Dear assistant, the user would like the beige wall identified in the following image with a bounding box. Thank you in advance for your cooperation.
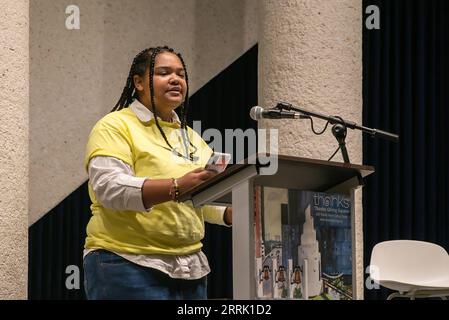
[29,0,258,225]
[0,0,29,299]
[258,0,364,298]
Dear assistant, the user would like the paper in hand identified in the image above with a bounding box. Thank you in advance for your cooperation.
[205,152,231,174]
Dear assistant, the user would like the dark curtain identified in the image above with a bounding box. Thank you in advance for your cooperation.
[28,182,91,300]
[28,45,258,300]
[363,0,449,299]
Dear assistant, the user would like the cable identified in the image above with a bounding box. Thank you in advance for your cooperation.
[301,115,338,161]
[298,112,347,162]
[303,116,330,135]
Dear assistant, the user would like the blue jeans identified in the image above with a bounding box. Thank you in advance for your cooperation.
[83,250,207,300]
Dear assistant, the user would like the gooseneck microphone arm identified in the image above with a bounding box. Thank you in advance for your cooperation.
[276,102,400,143]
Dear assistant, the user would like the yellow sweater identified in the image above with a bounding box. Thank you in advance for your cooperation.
[84,107,221,255]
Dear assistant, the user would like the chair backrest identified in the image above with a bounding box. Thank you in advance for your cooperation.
[369,240,449,286]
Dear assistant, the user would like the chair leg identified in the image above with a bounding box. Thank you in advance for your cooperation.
[387,292,403,300]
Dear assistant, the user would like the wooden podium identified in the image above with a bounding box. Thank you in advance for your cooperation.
[178,154,374,299]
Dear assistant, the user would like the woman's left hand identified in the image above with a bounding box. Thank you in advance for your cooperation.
[224,207,232,226]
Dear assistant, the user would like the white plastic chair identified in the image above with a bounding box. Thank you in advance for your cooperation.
[369,240,449,300]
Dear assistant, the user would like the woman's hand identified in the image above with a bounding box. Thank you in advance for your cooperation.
[177,167,217,193]
[224,207,232,226]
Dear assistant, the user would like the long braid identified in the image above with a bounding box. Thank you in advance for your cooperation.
[111,48,151,112]
[111,72,133,112]
[176,53,190,128]
[177,53,192,157]
[176,52,197,158]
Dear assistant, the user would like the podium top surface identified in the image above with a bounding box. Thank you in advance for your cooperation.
[178,154,375,203]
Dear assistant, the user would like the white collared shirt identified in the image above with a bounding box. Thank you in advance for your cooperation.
[84,99,227,280]
[130,97,182,124]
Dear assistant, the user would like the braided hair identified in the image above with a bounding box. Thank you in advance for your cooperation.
[112,46,197,160]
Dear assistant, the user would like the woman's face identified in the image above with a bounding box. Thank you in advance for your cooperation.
[134,51,187,113]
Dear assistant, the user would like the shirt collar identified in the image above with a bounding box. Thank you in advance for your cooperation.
[129,99,181,124]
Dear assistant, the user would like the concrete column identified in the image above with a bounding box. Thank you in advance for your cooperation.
[0,0,29,299]
[258,0,364,298]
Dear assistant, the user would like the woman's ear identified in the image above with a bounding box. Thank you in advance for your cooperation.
[133,74,143,92]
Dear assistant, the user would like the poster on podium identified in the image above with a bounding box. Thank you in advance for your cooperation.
[254,186,353,300]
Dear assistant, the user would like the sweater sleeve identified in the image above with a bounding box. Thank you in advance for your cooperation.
[85,116,134,173]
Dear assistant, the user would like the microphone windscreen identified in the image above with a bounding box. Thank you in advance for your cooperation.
[250,106,262,121]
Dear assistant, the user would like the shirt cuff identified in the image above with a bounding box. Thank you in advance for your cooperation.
[116,175,152,212]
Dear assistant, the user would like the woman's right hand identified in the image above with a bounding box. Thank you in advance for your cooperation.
[177,168,217,192]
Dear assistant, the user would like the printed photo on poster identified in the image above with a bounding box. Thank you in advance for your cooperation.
[254,186,352,300]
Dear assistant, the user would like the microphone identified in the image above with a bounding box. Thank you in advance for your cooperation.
[250,106,300,121]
